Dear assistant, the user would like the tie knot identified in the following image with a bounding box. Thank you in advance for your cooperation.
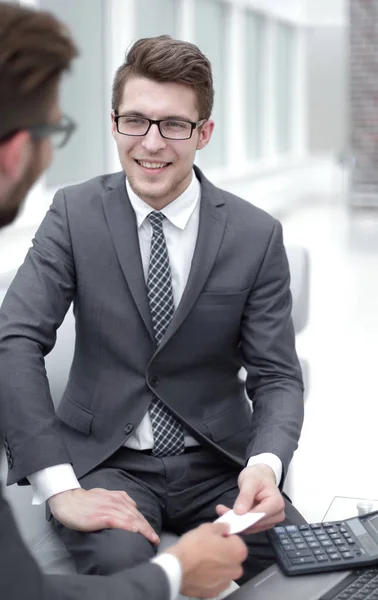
[148,211,165,233]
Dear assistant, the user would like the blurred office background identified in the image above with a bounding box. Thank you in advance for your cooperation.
[3,0,376,522]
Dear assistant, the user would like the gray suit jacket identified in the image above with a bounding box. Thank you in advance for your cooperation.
[0,166,303,486]
[0,485,169,599]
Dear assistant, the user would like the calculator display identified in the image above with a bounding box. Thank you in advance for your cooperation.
[348,518,368,536]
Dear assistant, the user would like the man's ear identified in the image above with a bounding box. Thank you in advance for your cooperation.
[196,119,214,151]
[0,131,32,182]
[111,111,117,139]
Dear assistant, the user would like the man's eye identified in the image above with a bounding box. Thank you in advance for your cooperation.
[124,118,145,125]
[165,121,186,129]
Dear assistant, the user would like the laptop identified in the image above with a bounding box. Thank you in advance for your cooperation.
[228,564,378,600]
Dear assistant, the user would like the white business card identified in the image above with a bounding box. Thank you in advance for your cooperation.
[215,510,265,534]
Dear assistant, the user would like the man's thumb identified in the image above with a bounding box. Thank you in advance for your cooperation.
[234,480,257,514]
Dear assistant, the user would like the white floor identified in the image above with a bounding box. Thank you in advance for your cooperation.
[281,197,378,523]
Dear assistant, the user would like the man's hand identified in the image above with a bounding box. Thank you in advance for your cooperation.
[167,523,248,598]
[216,464,285,534]
[48,488,160,545]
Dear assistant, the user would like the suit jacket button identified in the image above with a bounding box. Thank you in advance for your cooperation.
[7,457,13,468]
[4,440,9,450]
[148,375,159,387]
[5,449,11,458]
[124,423,134,435]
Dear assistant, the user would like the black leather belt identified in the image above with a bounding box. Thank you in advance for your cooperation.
[139,446,201,456]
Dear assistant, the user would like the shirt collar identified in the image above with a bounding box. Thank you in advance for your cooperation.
[126,170,200,231]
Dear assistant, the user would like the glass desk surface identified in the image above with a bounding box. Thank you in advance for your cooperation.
[323,496,378,522]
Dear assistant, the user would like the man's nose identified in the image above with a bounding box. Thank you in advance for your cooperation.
[141,123,167,152]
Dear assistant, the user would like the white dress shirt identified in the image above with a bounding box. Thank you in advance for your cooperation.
[28,170,282,600]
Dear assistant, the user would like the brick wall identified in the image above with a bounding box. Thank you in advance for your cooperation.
[350,0,378,206]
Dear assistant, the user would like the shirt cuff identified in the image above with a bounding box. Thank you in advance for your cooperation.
[152,553,182,600]
[247,453,282,486]
[28,463,81,505]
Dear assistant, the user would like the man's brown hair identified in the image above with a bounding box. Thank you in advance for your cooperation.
[0,2,77,138]
[112,35,214,120]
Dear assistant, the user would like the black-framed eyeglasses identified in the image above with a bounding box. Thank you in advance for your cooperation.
[29,114,76,149]
[0,113,76,150]
[114,113,206,140]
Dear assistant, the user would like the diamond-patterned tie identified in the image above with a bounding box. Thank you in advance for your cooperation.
[147,211,185,457]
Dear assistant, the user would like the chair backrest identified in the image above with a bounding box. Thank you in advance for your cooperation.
[286,246,310,335]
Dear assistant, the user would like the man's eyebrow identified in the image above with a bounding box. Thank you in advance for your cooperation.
[117,111,146,117]
[117,110,194,121]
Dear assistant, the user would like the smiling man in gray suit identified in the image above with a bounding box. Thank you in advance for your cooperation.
[0,4,249,600]
[0,31,305,583]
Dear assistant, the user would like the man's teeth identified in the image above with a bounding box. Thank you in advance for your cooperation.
[138,161,168,169]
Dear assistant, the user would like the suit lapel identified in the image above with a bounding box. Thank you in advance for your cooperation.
[102,173,155,342]
[157,168,227,351]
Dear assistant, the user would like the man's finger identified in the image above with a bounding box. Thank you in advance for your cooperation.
[241,510,285,535]
[211,522,231,536]
[251,494,285,517]
[233,479,259,514]
[215,504,231,516]
[93,512,160,543]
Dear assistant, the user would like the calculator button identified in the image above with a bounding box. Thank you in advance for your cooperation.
[313,549,324,555]
[347,539,356,545]
[338,545,349,553]
[292,557,316,565]
[299,525,309,530]
[322,523,333,528]
[304,535,316,542]
[325,547,337,554]
[316,554,329,562]
[295,543,307,549]
[334,540,344,546]
[310,523,322,530]
[280,538,291,544]
[308,542,320,548]
[321,540,333,547]
[275,527,285,533]
[329,533,340,539]
[282,544,295,551]
[287,549,312,558]
[341,552,353,558]
[317,534,329,541]
[329,553,340,560]
[286,526,298,532]
[339,527,347,533]
[326,527,338,534]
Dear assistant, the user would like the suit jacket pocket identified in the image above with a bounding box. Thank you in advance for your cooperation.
[57,396,94,435]
[196,288,250,306]
[204,405,250,442]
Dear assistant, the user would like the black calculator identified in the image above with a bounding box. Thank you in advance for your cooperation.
[267,510,378,576]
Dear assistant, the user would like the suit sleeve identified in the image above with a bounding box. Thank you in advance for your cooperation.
[0,189,75,484]
[44,563,170,600]
[0,485,170,600]
[0,488,44,599]
[241,220,304,482]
